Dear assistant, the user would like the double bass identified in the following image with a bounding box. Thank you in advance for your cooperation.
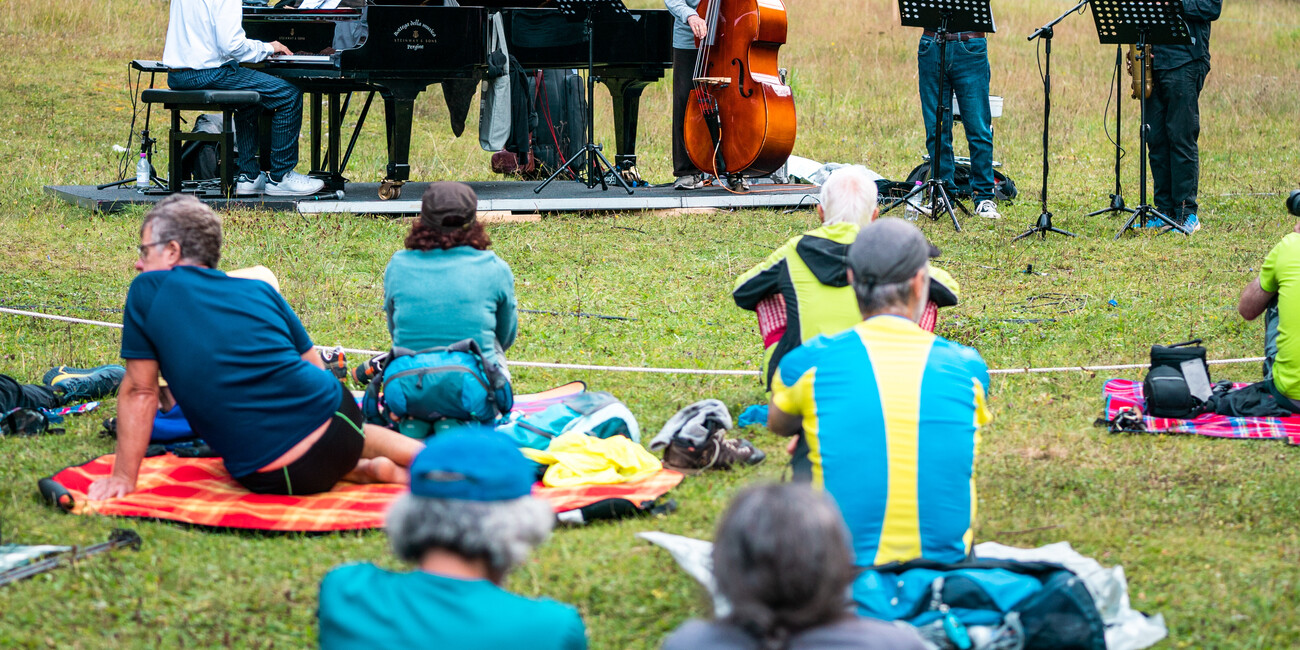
[682,0,796,182]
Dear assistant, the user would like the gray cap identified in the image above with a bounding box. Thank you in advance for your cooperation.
[847,218,933,290]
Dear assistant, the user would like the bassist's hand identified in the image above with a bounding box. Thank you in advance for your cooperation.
[687,15,707,40]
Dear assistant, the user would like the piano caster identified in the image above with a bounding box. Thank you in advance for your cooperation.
[378,181,404,200]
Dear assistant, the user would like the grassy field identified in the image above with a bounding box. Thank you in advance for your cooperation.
[2,0,1300,647]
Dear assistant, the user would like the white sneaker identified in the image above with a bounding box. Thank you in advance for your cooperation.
[915,195,948,218]
[975,199,1002,219]
[673,174,705,190]
[235,172,267,196]
[265,171,325,197]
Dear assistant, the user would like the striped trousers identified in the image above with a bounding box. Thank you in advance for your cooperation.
[168,60,302,180]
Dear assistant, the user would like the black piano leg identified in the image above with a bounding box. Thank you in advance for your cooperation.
[381,95,416,200]
[601,78,652,183]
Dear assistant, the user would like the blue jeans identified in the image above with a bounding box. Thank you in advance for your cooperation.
[168,61,303,180]
[917,35,995,202]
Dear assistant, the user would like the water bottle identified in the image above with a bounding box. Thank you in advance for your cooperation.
[135,153,150,188]
[904,180,923,221]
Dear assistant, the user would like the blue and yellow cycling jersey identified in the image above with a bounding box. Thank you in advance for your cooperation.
[771,314,992,566]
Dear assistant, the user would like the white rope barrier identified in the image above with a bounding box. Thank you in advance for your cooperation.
[0,306,1268,377]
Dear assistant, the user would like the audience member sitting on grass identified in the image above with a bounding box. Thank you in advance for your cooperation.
[2,365,124,413]
[87,195,423,500]
[318,430,586,650]
[1239,221,1300,411]
[767,218,992,568]
[378,181,517,376]
[662,483,926,650]
[734,167,960,480]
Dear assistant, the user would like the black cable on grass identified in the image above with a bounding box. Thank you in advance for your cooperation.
[519,308,635,322]
[1008,292,1089,315]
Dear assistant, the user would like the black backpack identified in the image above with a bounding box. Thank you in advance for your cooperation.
[1143,339,1211,418]
[528,69,586,177]
[905,161,1018,201]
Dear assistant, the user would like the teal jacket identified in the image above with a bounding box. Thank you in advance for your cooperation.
[383,247,518,365]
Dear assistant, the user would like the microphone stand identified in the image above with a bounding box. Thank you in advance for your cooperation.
[1013,0,1085,242]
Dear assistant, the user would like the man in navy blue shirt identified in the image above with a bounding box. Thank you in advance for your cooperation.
[89,195,424,499]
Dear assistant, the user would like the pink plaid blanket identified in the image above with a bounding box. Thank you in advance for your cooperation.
[1103,378,1300,444]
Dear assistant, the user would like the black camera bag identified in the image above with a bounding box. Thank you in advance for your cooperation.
[1143,340,1210,418]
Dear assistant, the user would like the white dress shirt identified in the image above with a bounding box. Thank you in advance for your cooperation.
[162,0,272,70]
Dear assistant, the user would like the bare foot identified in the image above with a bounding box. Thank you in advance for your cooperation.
[344,457,409,485]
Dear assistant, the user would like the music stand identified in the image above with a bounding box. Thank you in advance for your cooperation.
[1085,44,1136,220]
[1013,0,1085,242]
[879,0,995,232]
[1090,0,1192,238]
[535,0,634,194]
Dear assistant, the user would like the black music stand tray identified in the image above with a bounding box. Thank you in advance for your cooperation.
[1013,0,1086,242]
[535,0,634,194]
[1090,0,1192,238]
[879,0,996,232]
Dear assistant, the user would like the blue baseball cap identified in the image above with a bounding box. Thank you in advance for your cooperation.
[408,430,535,502]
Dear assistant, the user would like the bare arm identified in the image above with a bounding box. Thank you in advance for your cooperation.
[303,348,327,369]
[767,400,802,437]
[87,359,160,500]
[1239,278,1276,321]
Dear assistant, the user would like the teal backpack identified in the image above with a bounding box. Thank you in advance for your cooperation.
[362,340,513,427]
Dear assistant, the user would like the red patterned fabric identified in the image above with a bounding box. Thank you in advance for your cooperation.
[919,301,938,333]
[533,469,683,512]
[1103,378,1300,443]
[40,382,676,531]
[44,454,403,531]
[756,294,787,348]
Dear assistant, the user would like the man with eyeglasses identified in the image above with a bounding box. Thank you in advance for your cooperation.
[89,194,424,500]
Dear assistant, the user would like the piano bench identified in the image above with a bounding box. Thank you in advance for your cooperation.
[141,89,262,197]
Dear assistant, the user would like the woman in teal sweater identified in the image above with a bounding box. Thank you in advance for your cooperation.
[383,182,518,372]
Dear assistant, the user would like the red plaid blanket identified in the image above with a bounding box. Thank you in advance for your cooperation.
[39,382,680,531]
[1103,378,1300,443]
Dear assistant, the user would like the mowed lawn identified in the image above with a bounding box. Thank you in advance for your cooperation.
[2,0,1300,647]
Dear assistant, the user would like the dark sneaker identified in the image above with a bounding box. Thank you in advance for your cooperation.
[44,364,125,402]
[662,435,766,474]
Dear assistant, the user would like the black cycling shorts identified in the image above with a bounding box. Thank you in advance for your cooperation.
[233,389,366,496]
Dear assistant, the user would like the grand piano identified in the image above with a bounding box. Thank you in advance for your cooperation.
[243,0,673,198]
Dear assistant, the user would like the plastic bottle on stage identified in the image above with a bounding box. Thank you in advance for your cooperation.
[904,181,923,221]
[135,153,150,189]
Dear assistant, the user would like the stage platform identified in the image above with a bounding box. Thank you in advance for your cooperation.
[45,180,820,216]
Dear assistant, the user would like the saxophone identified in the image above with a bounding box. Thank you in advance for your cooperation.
[1126,44,1152,100]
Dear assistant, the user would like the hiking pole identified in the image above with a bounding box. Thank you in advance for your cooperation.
[0,529,142,588]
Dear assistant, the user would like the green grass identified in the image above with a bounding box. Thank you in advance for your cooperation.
[2,0,1300,647]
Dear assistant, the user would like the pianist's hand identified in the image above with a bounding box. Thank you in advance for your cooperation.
[269,40,293,56]
[687,15,707,40]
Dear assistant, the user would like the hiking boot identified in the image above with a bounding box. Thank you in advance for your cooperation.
[673,173,705,190]
[265,171,325,197]
[43,364,125,402]
[662,435,766,474]
[235,172,267,196]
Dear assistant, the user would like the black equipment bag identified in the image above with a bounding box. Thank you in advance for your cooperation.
[180,114,228,182]
[905,161,1018,201]
[528,69,586,177]
[1143,339,1211,418]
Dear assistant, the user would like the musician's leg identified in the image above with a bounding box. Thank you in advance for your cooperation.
[950,38,994,203]
[916,35,955,190]
[671,47,701,179]
[1160,61,1208,222]
[225,69,304,182]
[167,63,261,179]
[1146,71,1174,218]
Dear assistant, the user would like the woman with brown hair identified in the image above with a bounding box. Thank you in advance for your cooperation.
[382,182,517,372]
[663,483,926,650]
